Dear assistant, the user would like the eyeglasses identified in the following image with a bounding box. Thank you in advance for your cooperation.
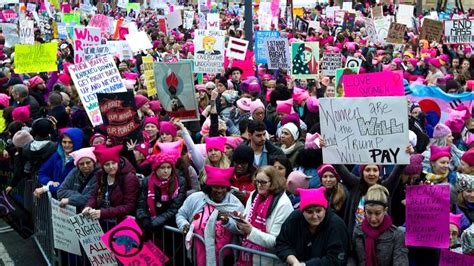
[255,180,270,186]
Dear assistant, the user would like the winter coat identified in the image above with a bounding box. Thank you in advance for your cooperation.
[242,139,284,167]
[352,224,409,266]
[136,173,187,227]
[57,167,98,209]
[86,157,140,221]
[22,139,56,176]
[275,208,350,266]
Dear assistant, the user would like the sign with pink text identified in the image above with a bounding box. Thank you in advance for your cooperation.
[73,26,101,63]
[342,71,404,97]
[101,217,169,266]
[406,185,450,248]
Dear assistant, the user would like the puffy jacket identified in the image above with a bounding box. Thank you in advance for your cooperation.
[86,157,139,221]
[57,167,98,209]
[22,139,56,176]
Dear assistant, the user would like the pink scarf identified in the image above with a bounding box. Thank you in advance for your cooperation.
[237,194,273,266]
[361,215,393,266]
[147,172,179,218]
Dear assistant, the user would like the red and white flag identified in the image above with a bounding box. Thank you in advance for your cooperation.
[226,37,249,61]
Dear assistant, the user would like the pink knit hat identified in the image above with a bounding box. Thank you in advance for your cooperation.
[12,106,30,123]
[403,154,424,175]
[0,93,10,108]
[135,95,149,109]
[149,100,162,112]
[58,73,72,85]
[286,171,311,194]
[432,123,451,139]
[225,137,243,150]
[156,140,183,159]
[276,98,293,114]
[70,147,97,166]
[236,97,252,112]
[429,145,451,161]
[12,130,33,148]
[28,76,44,89]
[160,121,177,137]
[206,136,226,153]
[449,213,463,231]
[94,145,123,165]
[298,187,328,210]
[143,116,159,127]
[445,118,464,134]
[429,58,442,68]
[455,104,471,121]
[305,132,320,149]
[448,108,467,120]
[150,153,178,170]
[461,149,474,167]
[205,165,235,187]
[317,164,340,181]
[195,84,207,92]
[292,87,309,105]
[306,96,319,113]
[407,58,418,67]
[249,99,265,115]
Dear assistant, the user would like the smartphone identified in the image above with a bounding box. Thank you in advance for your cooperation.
[229,214,245,223]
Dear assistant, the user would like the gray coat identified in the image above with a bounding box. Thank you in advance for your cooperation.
[352,224,408,266]
[57,167,97,209]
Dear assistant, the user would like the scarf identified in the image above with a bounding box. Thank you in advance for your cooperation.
[361,215,393,266]
[147,172,179,218]
[281,142,297,155]
[424,171,448,184]
[203,194,242,266]
[237,194,273,266]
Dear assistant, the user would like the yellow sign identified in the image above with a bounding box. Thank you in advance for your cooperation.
[293,7,304,19]
[14,42,58,74]
[143,56,157,96]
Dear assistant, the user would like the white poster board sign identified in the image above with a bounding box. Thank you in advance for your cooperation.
[166,11,183,30]
[19,19,34,45]
[51,197,81,256]
[226,37,249,61]
[265,38,291,70]
[124,31,153,52]
[194,29,225,73]
[207,13,219,30]
[184,11,194,29]
[321,53,342,76]
[444,19,474,44]
[319,96,409,165]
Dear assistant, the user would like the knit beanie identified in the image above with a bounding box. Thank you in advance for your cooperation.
[70,147,97,166]
[12,130,33,148]
[249,99,265,115]
[317,164,340,182]
[305,132,321,149]
[432,123,451,139]
[150,153,178,170]
[403,154,424,175]
[31,118,54,138]
[281,122,299,140]
[231,145,254,165]
[226,137,244,150]
[445,118,464,134]
[286,171,311,194]
[429,145,452,161]
[205,136,226,153]
[276,98,293,114]
[298,187,328,210]
[0,93,10,108]
[205,165,234,187]
[281,113,300,127]
[457,173,474,192]
[156,140,183,160]
[461,149,474,167]
[159,121,177,137]
[12,106,30,123]
[306,96,319,113]
[94,145,123,165]
[135,95,149,109]
[236,97,252,112]
[149,100,162,113]
[450,213,463,231]
[143,116,159,127]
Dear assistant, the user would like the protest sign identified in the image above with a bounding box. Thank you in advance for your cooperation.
[321,53,342,76]
[50,197,81,255]
[62,13,80,24]
[295,16,309,33]
[14,42,58,74]
[342,1,352,11]
[406,185,450,248]
[68,55,127,126]
[184,11,194,29]
[372,5,382,18]
[444,19,474,44]
[334,10,345,25]
[319,96,409,165]
[97,91,141,144]
[227,37,249,61]
[1,9,17,23]
[56,22,74,40]
[19,19,34,45]
[308,21,320,32]
[265,38,290,70]
[69,214,117,265]
[194,29,225,74]
[342,71,404,97]
[89,14,110,34]
[345,56,362,68]
[397,4,414,27]
[101,217,169,265]
[207,13,219,30]
[84,44,111,61]
[166,11,182,30]
[342,12,355,31]
[118,0,128,9]
[439,249,474,266]
[26,3,36,12]
[39,14,53,41]
[420,18,443,42]
[374,17,390,43]
[153,62,200,122]
[124,31,152,53]
[386,22,407,44]
[291,42,319,79]
[73,26,101,63]
[335,67,359,97]
[325,6,340,18]
[255,31,280,64]
[126,3,139,19]
[143,56,157,96]
[363,18,378,43]
[0,23,19,48]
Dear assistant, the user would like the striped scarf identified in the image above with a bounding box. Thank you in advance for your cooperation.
[424,171,449,184]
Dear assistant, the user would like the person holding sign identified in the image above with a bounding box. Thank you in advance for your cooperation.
[352,184,408,265]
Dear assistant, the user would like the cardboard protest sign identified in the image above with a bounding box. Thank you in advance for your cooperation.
[101,217,169,265]
[363,18,378,43]
[439,249,474,266]
[397,4,414,27]
[345,56,362,68]
[420,18,443,42]
[89,14,110,34]
[444,19,474,44]
[19,20,34,45]
[265,38,290,70]
[343,71,404,97]
[143,56,157,96]
[406,185,450,248]
[50,198,81,255]
[153,62,200,122]
[166,11,182,30]
[386,22,407,44]
[14,42,58,74]
[69,214,117,265]
[319,96,409,165]
[184,10,194,29]
[62,13,80,24]
[207,13,219,30]
[321,53,342,76]
[194,29,225,74]
[291,42,319,79]
[97,91,141,144]
[84,44,111,61]
[68,55,127,126]
[374,17,390,43]
[227,37,249,61]
[255,31,281,64]
[0,23,19,48]
[294,16,309,33]
[73,26,101,63]
[124,31,152,53]
[335,67,359,97]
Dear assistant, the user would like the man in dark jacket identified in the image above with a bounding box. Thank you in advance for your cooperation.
[243,120,284,167]
[11,84,42,120]
[47,92,69,129]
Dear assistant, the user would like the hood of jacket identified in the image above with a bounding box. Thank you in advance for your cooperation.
[62,128,84,152]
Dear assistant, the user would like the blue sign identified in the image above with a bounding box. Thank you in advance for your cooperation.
[255,31,280,64]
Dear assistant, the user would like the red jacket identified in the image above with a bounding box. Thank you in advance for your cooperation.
[231,175,255,204]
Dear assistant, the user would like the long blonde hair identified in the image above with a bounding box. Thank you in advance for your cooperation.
[327,183,346,212]
[199,156,231,185]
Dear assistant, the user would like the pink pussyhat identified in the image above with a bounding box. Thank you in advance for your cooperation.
[249,99,265,115]
[70,147,96,166]
[205,136,226,153]
[292,87,310,105]
[276,98,293,114]
[429,145,452,161]
[205,165,235,187]
[305,132,321,149]
[286,171,311,194]
[449,213,463,231]
[297,187,328,210]
[155,140,184,159]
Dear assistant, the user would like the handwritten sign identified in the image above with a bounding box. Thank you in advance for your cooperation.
[255,31,281,64]
[396,4,414,27]
[183,11,194,29]
[107,41,133,61]
[50,197,81,255]
[372,5,383,18]
[143,56,157,96]
[406,185,450,248]
[194,29,225,74]
[342,71,404,97]
[319,96,409,165]
[101,217,168,266]
[69,214,117,265]
[265,38,290,70]
[68,55,127,126]
[124,31,152,53]
[19,19,34,45]
[374,17,390,43]
[89,14,110,34]
[166,11,182,30]
[444,19,474,44]
[420,18,443,42]
[73,26,101,63]
[363,18,378,44]
[439,249,474,266]
[0,23,19,48]
[14,42,58,74]
[321,53,342,76]
[84,44,111,61]
[207,13,219,30]
[386,22,407,44]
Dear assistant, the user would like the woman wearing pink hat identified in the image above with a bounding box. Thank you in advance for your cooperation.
[449,213,463,252]
[423,145,456,184]
[176,165,244,266]
[275,187,349,265]
[317,164,347,218]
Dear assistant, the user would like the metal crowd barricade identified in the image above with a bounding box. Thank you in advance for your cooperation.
[218,244,281,266]
[156,225,206,266]
[33,192,57,266]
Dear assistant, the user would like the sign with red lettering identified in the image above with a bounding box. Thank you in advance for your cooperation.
[227,37,249,61]
[73,26,101,63]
